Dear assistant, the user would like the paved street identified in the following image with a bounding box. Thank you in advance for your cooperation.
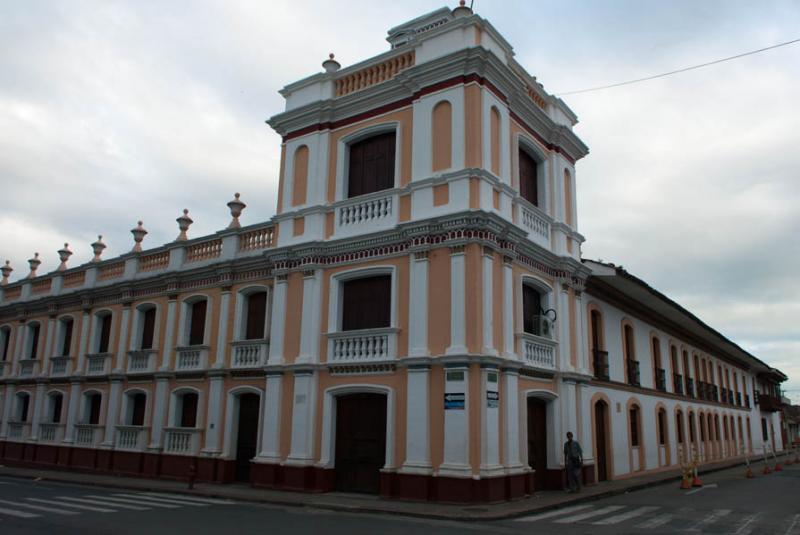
[0,462,798,534]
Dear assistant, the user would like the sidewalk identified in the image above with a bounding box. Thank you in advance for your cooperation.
[0,452,793,521]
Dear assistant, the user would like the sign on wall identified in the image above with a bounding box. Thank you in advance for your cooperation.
[444,392,465,410]
[487,391,499,408]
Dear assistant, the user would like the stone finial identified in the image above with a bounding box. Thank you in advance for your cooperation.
[0,261,12,286]
[322,52,341,73]
[27,252,41,278]
[176,209,193,241]
[131,221,148,252]
[91,235,106,262]
[227,193,246,229]
[57,243,73,271]
[453,0,472,16]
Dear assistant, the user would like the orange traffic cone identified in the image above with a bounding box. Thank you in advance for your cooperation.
[763,464,772,475]
[680,475,692,489]
[745,466,754,478]
[774,462,782,472]
[692,474,703,487]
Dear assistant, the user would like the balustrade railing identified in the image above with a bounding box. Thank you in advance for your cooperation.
[334,51,415,97]
[50,356,71,376]
[328,329,396,363]
[39,423,64,443]
[336,192,394,232]
[231,341,269,369]
[519,333,556,370]
[519,203,550,246]
[239,225,275,252]
[138,251,170,272]
[164,428,201,455]
[116,426,148,450]
[75,424,103,446]
[185,239,222,263]
[127,349,157,373]
[18,359,39,377]
[86,353,112,376]
[7,422,29,441]
[175,346,208,371]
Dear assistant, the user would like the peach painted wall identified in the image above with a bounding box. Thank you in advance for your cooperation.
[464,83,483,168]
[427,247,451,355]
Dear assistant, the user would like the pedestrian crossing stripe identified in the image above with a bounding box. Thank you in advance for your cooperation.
[138,492,234,505]
[591,505,660,525]
[58,496,151,511]
[553,504,625,523]
[0,498,79,515]
[85,495,181,509]
[112,493,209,506]
[27,497,116,513]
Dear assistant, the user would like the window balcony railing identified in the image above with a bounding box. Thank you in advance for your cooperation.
[85,352,112,376]
[745,394,751,408]
[758,393,782,412]
[518,201,551,249]
[175,346,208,371]
[116,425,148,450]
[711,385,719,402]
[697,381,707,400]
[673,374,684,395]
[18,359,39,377]
[335,191,397,238]
[627,359,641,386]
[50,356,71,376]
[655,368,667,391]
[164,427,202,455]
[686,378,695,398]
[736,392,742,406]
[75,424,104,447]
[593,349,609,381]
[327,328,397,364]
[127,349,157,374]
[39,423,65,443]
[231,340,269,369]
[7,421,30,441]
[518,332,557,370]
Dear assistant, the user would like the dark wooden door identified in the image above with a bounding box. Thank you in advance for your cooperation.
[527,397,548,491]
[235,394,261,482]
[595,401,609,482]
[335,393,387,493]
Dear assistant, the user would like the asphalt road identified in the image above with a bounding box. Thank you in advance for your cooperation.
[0,463,797,534]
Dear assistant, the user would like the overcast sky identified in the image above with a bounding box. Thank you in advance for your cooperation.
[1,1,798,401]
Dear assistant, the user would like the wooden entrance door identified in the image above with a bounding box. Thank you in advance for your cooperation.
[235,394,260,482]
[595,400,609,482]
[527,397,548,491]
[335,393,387,494]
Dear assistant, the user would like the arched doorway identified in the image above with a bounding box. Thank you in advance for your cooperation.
[335,393,387,493]
[594,400,610,482]
[235,393,261,482]
[526,397,548,491]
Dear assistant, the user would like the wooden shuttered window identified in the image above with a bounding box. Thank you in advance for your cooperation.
[181,393,199,428]
[341,275,391,331]
[522,285,542,335]
[98,315,112,353]
[61,319,73,356]
[347,132,396,198]
[140,308,157,350]
[519,149,539,207]
[245,291,267,340]
[188,301,207,346]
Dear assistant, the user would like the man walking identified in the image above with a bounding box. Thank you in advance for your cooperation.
[563,431,583,493]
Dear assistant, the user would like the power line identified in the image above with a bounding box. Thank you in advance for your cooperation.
[556,37,800,96]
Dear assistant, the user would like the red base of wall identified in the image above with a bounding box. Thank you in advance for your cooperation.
[0,441,594,503]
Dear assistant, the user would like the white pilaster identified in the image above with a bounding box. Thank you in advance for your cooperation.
[30,382,46,441]
[502,258,515,359]
[0,384,15,438]
[161,298,177,370]
[400,366,431,474]
[298,270,322,363]
[578,383,594,465]
[503,369,524,472]
[557,282,572,371]
[268,276,288,365]
[75,311,91,374]
[285,371,317,465]
[481,248,497,356]
[408,252,430,357]
[561,379,578,442]
[480,366,503,475]
[214,289,231,367]
[13,324,26,374]
[257,373,283,462]
[446,247,467,355]
[102,378,122,446]
[113,306,131,372]
[42,317,56,376]
[63,381,81,443]
[203,374,224,453]
[574,288,589,374]
[439,365,470,477]
[148,377,169,449]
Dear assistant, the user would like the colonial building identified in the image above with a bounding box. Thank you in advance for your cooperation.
[0,4,788,502]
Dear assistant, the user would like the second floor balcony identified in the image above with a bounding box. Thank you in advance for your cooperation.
[86,352,112,376]
[327,328,397,364]
[518,332,556,371]
[164,427,202,456]
[39,423,65,443]
[655,368,667,391]
[50,356,72,376]
[18,359,40,378]
[686,378,695,398]
[127,349,158,374]
[627,359,640,387]
[673,374,684,395]
[116,425,149,451]
[175,346,209,371]
[7,421,30,441]
[757,393,782,412]
[75,424,104,447]
[593,349,609,381]
[231,340,269,369]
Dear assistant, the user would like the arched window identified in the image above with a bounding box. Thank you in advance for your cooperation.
[177,392,199,428]
[490,106,501,176]
[522,283,545,337]
[652,337,665,391]
[629,403,644,471]
[126,392,147,426]
[676,410,685,444]
[629,405,641,447]
[431,101,452,171]
[589,308,608,380]
[94,312,113,353]
[699,413,707,442]
[657,408,668,445]
[623,323,639,386]
[48,392,64,424]
[347,132,396,198]
[292,145,309,206]
[15,392,31,422]
[341,275,391,331]
[682,350,692,397]
[186,299,208,346]
[136,305,157,350]
[242,290,268,340]
[83,392,102,425]
[688,411,696,444]
[26,322,41,360]
[670,345,682,394]
[518,148,540,207]
[0,326,10,362]
[57,317,74,357]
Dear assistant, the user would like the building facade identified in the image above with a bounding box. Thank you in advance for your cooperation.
[0,5,788,503]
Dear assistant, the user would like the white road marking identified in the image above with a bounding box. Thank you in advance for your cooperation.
[554,505,626,524]
[785,514,800,535]
[685,483,718,495]
[515,504,595,522]
[86,495,180,509]
[0,506,40,518]
[0,498,79,515]
[113,493,207,507]
[28,497,117,513]
[59,496,150,511]
[138,492,234,505]
[635,512,674,529]
[591,505,660,525]
[732,513,761,535]
[686,509,732,532]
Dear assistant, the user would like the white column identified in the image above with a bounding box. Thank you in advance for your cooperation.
[0,384,15,438]
[257,373,283,462]
[481,248,497,356]
[408,252,429,357]
[557,282,572,371]
[113,305,131,372]
[446,246,467,355]
[42,317,56,376]
[30,382,46,441]
[574,288,589,374]
[560,379,579,467]
[285,371,317,465]
[502,257,515,359]
[160,297,177,369]
[75,311,91,374]
[503,368,524,472]
[102,378,123,446]
[480,366,503,475]
[401,365,431,473]
[148,376,169,449]
[578,383,594,465]
[63,381,81,443]
[268,275,288,365]
[298,270,322,363]
[203,373,225,453]
[439,364,470,477]
[13,324,26,375]
[214,289,231,367]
